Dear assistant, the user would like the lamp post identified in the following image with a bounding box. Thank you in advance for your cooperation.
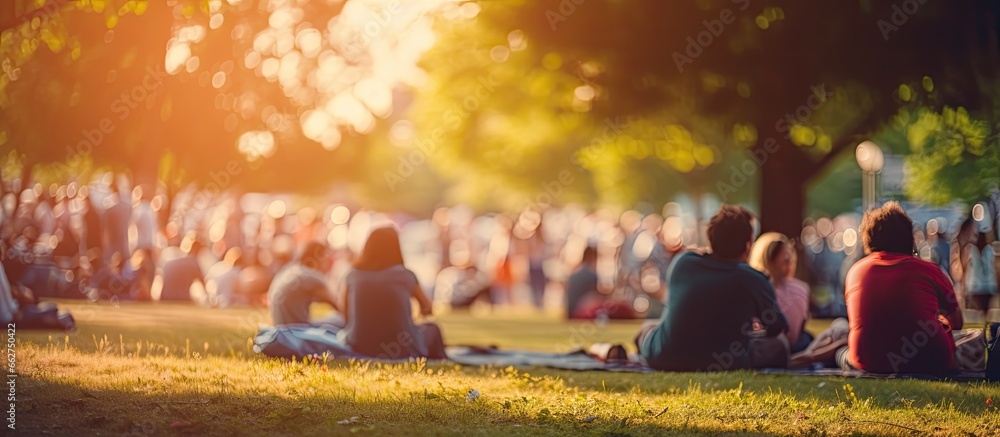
[855,141,884,212]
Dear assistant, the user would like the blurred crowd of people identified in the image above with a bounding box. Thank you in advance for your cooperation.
[0,173,997,327]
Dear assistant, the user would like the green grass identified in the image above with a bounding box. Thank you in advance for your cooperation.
[14,301,1000,435]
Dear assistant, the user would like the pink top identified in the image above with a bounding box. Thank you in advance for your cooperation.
[774,277,810,345]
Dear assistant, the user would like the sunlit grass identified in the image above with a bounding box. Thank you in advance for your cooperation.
[16,302,1000,435]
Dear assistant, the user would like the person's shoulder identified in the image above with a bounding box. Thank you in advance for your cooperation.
[905,256,947,273]
[845,254,874,282]
[271,263,296,280]
[400,266,419,282]
[737,261,770,283]
[910,256,954,282]
[785,277,810,295]
[674,250,702,265]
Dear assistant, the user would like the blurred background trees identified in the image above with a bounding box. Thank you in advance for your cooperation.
[1,0,999,232]
[417,0,1000,234]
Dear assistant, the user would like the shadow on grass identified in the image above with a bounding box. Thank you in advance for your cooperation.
[19,377,817,436]
[533,367,996,415]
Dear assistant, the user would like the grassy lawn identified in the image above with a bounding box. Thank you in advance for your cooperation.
[13,301,1000,436]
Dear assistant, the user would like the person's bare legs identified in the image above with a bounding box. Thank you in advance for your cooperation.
[789,318,849,368]
[789,337,848,368]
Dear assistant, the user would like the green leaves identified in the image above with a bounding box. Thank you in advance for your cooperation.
[902,106,1000,205]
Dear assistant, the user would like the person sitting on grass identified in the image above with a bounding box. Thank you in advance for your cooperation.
[836,202,964,374]
[0,261,19,325]
[749,233,812,353]
[159,235,205,302]
[340,226,446,360]
[566,246,635,320]
[267,241,341,326]
[431,243,492,309]
[636,205,789,371]
[566,245,600,319]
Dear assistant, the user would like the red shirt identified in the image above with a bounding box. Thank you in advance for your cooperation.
[845,252,959,374]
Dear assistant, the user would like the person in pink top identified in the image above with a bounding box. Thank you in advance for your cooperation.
[751,233,812,352]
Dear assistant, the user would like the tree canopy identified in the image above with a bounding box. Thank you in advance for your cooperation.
[408,0,1000,233]
[1,1,998,228]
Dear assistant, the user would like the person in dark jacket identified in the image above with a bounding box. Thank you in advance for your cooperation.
[637,205,789,371]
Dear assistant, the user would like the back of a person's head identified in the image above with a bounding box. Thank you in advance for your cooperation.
[299,241,330,271]
[354,226,404,271]
[707,204,755,259]
[860,201,914,255]
[748,232,789,273]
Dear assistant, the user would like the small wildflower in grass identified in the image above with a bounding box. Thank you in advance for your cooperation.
[466,389,481,402]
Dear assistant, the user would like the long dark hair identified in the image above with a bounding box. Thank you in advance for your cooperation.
[353,226,405,271]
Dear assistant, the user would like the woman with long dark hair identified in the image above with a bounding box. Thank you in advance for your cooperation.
[341,226,446,359]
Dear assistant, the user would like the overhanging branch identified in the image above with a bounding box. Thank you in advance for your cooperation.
[0,0,74,35]
[807,101,898,178]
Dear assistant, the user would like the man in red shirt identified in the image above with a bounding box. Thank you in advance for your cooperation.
[840,202,963,374]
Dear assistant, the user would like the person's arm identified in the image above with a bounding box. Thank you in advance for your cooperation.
[412,284,433,317]
[936,268,963,331]
[311,280,339,313]
[326,277,346,314]
[757,282,788,336]
[340,284,350,325]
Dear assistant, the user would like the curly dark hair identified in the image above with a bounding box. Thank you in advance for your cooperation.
[299,241,331,271]
[859,201,915,255]
[707,204,756,259]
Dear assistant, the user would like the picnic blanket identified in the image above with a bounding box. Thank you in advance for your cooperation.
[253,326,989,381]
[758,367,986,382]
[445,347,989,380]
[253,324,359,359]
[253,325,644,370]
[445,345,650,372]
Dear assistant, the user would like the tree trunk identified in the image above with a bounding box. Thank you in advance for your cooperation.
[758,142,807,238]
